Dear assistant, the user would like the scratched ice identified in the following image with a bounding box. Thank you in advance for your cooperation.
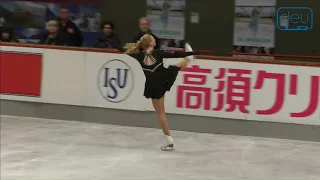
[1,116,320,180]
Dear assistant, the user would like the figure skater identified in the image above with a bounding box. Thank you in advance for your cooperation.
[160,0,170,29]
[124,34,198,151]
[248,7,260,36]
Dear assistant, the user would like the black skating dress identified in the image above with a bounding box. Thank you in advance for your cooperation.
[129,49,197,99]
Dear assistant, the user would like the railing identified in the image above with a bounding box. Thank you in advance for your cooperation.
[1,42,320,67]
[227,52,320,60]
[169,49,214,56]
[0,42,214,55]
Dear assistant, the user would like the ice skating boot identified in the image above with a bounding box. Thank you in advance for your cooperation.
[185,42,196,61]
[161,135,175,151]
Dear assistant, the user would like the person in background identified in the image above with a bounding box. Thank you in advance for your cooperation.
[160,0,170,30]
[178,40,185,48]
[132,17,160,49]
[0,27,18,42]
[0,17,5,29]
[39,20,65,45]
[248,7,260,36]
[167,39,176,47]
[93,21,123,52]
[58,8,83,46]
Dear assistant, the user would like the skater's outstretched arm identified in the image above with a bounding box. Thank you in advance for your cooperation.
[158,49,199,58]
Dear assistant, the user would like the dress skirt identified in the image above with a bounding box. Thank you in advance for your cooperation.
[144,65,181,99]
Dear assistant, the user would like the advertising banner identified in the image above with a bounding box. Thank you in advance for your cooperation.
[233,0,276,59]
[147,0,186,49]
[0,46,44,102]
[84,52,147,111]
[0,51,42,96]
[163,60,320,125]
[0,46,86,106]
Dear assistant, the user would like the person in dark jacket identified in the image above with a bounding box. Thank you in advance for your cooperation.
[39,20,65,45]
[58,8,83,46]
[93,21,123,52]
[0,27,18,42]
[132,17,160,49]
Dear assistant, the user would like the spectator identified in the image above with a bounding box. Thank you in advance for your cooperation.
[93,21,123,52]
[132,17,160,49]
[0,17,5,29]
[58,8,83,46]
[0,27,18,42]
[39,20,65,45]
[167,39,176,47]
[178,40,185,48]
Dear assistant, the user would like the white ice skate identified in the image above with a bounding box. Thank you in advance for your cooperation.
[161,135,175,151]
[185,42,196,62]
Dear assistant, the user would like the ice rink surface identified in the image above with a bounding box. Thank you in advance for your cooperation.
[1,115,320,180]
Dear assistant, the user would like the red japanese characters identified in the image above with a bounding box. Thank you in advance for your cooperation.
[176,65,319,119]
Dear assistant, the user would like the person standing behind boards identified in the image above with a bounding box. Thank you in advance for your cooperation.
[132,17,160,49]
[58,8,83,46]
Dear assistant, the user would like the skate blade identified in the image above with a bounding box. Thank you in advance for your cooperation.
[161,144,175,151]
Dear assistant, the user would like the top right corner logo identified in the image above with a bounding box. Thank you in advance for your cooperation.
[276,7,313,31]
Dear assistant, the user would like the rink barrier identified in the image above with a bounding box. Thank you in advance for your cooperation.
[227,51,320,59]
[227,51,320,62]
[1,42,320,126]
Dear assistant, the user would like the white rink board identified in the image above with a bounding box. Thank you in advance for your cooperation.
[1,44,319,125]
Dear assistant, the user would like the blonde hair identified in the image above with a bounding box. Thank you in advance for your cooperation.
[124,34,152,54]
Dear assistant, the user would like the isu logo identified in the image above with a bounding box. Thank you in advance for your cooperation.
[98,59,134,103]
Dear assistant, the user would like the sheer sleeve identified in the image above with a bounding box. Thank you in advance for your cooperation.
[157,49,198,58]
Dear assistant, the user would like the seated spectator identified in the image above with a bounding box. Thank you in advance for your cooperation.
[39,20,65,45]
[132,17,160,49]
[93,21,123,52]
[0,27,18,42]
[58,8,83,47]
